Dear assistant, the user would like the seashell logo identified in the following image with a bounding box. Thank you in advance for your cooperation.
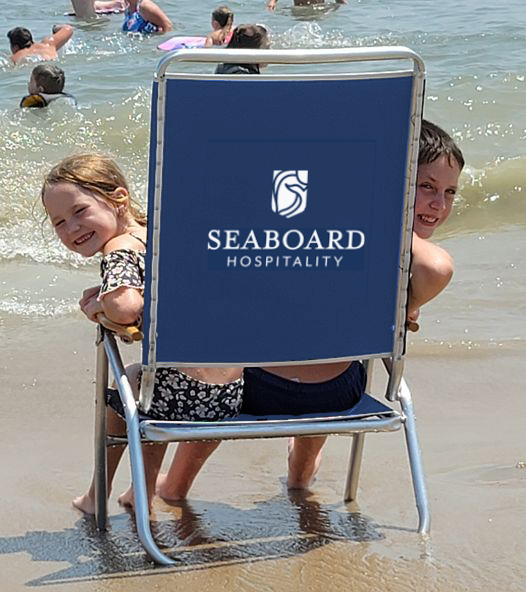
[271,170,308,219]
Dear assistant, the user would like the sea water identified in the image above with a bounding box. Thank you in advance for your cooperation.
[0,0,524,347]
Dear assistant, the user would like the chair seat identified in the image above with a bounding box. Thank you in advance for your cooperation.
[139,393,401,442]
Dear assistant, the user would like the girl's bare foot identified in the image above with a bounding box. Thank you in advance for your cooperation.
[72,493,96,514]
[287,436,324,490]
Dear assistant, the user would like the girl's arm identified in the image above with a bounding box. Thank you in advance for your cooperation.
[139,0,173,32]
[80,234,145,325]
[408,232,454,318]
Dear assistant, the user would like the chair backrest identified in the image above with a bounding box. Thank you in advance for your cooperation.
[142,48,425,375]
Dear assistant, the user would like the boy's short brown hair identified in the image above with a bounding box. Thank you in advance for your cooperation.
[419,119,465,171]
[31,64,65,94]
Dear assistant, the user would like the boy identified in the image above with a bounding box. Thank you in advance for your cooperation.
[20,64,77,109]
[130,120,465,506]
[7,25,73,64]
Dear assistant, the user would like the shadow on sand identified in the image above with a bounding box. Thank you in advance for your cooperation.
[0,491,385,586]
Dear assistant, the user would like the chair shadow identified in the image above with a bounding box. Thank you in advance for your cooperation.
[0,491,385,587]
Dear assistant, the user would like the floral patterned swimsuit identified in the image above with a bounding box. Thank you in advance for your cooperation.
[101,236,244,421]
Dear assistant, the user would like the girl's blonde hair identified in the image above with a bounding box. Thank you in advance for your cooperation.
[41,153,147,226]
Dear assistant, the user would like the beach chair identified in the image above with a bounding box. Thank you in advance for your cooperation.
[93,47,428,565]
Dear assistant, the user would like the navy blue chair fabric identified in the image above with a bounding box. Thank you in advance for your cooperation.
[144,76,413,365]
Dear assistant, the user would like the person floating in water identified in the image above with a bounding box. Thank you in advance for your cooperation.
[267,0,347,10]
[20,64,77,109]
[7,25,73,64]
[122,0,173,34]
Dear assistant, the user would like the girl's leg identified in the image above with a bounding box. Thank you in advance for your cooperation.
[72,406,128,514]
[157,440,221,504]
[287,436,327,489]
[74,363,165,513]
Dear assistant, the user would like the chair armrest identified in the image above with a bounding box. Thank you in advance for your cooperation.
[96,313,144,344]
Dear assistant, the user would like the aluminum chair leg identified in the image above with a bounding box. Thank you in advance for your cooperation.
[94,335,109,530]
[344,433,366,502]
[104,333,176,566]
[398,378,430,534]
[343,359,374,502]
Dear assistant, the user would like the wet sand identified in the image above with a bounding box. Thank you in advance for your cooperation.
[1,316,525,591]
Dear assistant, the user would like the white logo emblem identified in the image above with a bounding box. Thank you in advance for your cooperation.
[272,170,308,218]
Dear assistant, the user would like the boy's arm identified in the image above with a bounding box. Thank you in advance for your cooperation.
[46,24,74,49]
[408,232,454,319]
[139,0,173,32]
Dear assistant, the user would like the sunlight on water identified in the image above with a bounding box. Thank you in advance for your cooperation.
[0,0,524,325]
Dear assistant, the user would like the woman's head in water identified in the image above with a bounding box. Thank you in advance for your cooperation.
[227,24,270,49]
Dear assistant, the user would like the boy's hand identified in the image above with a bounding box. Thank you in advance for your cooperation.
[267,0,277,11]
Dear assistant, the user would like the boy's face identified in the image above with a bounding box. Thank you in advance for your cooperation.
[414,154,461,239]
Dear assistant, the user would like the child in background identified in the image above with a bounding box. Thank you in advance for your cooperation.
[155,119,464,502]
[215,24,270,75]
[20,65,77,109]
[122,0,173,34]
[41,153,243,513]
[7,24,73,64]
[205,5,234,47]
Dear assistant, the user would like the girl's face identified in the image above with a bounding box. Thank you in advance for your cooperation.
[414,154,461,239]
[43,182,123,257]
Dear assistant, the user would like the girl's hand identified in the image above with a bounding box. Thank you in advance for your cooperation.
[80,285,100,307]
[79,285,103,323]
[80,297,104,323]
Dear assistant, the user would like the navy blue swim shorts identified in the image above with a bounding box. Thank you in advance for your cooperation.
[241,361,365,417]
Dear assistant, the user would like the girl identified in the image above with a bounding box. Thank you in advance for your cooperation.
[122,0,173,34]
[41,153,243,513]
[204,5,234,48]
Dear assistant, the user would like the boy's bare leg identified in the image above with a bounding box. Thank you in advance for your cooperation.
[157,440,221,504]
[72,406,127,514]
[287,436,326,489]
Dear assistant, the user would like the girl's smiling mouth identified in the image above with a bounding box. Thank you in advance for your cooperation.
[74,231,95,245]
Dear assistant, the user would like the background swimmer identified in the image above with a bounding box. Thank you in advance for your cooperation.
[20,64,76,109]
[205,5,234,47]
[7,24,73,64]
[122,0,173,34]
[215,24,270,75]
[267,0,347,11]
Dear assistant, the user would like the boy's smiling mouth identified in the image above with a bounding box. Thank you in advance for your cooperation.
[417,214,439,225]
[74,231,95,245]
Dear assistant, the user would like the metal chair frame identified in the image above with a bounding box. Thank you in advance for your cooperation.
[92,47,429,566]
